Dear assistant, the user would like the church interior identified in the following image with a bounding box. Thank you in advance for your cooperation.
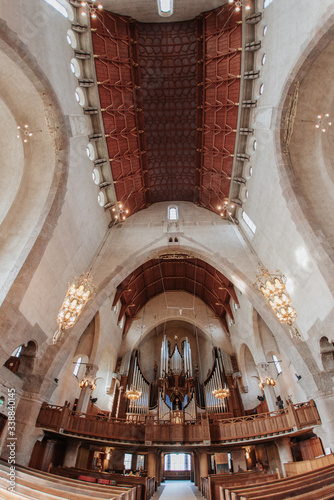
[1,0,334,498]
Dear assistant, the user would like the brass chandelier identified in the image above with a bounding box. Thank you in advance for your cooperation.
[212,386,230,400]
[125,386,142,402]
[53,273,95,344]
[255,268,297,326]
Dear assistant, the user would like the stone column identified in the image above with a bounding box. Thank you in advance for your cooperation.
[63,438,81,467]
[276,437,294,477]
[2,396,45,467]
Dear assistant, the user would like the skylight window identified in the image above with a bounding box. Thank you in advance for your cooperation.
[158,0,173,17]
[43,0,69,18]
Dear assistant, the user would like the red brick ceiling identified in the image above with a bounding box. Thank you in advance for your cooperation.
[91,4,241,218]
[112,258,239,336]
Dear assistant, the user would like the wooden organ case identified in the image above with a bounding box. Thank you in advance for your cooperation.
[111,337,244,422]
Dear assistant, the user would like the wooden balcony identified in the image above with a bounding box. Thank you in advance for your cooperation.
[36,400,321,446]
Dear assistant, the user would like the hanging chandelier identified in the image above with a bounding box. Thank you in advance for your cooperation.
[125,386,142,402]
[212,386,230,400]
[255,268,297,326]
[53,273,95,344]
[228,0,251,11]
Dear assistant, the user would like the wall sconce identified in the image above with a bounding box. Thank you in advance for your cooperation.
[79,379,96,390]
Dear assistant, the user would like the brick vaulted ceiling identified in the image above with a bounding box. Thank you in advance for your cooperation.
[91,4,242,216]
[112,258,239,336]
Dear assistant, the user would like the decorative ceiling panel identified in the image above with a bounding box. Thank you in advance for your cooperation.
[91,5,241,217]
[113,258,239,336]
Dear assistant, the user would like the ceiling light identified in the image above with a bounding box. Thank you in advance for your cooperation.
[315,113,332,132]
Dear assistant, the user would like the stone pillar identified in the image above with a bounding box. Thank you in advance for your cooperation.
[2,396,45,466]
[312,394,334,453]
[276,437,294,477]
[63,438,81,467]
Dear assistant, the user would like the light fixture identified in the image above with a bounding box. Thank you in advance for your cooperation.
[266,377,276,387]
[81,0,103,19]
[254,268,297,326]
[212,387,230,400]
[315,114,332,133]
[17,124,33,144]
[228,0,251,11]
[53,273,96,344]
[79,378,96,390]
[125,386,142,402]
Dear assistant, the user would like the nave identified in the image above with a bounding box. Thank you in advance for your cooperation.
[152,481,202,500]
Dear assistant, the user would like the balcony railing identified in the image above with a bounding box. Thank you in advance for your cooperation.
[36,400,321,445]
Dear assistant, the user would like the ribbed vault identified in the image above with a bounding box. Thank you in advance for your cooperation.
[112,258,239,336]
[91,4,241,217]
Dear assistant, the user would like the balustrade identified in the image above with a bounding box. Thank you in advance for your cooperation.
[36,400,320,445]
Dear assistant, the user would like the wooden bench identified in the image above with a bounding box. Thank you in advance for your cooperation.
[49,465,153,500]
[0,462,136,500]
[223,463,334,500]
[201,471,277,500]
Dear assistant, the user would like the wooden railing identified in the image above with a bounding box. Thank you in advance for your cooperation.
[36,400,320,445]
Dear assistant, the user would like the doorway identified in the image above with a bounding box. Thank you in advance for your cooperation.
[164,453,191,480]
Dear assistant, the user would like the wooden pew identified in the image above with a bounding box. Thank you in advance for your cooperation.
[223,463,334,500]
[0,463,136,500]
[49,465,153,500]
[202,471,277,500]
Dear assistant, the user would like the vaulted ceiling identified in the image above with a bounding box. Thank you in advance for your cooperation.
[112,257,239,336]
[91,3,241,218]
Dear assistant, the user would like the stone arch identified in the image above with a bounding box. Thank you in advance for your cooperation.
[0,20,69,307]
[320,336,334,371]
[275,9,334,294]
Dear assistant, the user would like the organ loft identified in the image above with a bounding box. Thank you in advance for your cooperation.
[109,333,248,424]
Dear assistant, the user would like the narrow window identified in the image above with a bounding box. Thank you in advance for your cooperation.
[124,453,132,470]
[43,0,69,18]
[273,354,282,375]
[158,0,173,16]
[11,346,22,358]
[73,357,82,377]
[168,206,178,220]
[242,211,256,234]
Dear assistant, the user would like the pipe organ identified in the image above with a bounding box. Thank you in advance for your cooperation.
[113,337,241,422]
[204,348,230,414]
[126,353,150,414]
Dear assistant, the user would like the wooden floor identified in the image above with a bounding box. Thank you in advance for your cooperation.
[153,481,202,500]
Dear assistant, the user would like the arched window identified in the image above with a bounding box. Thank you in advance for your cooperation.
[73,357,82,377]
[168,205,178,220]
